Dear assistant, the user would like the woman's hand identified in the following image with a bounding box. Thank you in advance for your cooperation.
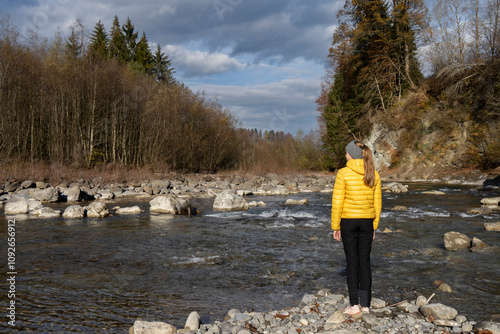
[333,230,341,241]
[373,231,376,240]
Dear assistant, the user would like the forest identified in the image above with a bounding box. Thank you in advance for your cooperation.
[0,15,323,175]
[318,0,500,170]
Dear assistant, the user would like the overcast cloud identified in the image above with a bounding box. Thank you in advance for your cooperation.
[1,0,346,133]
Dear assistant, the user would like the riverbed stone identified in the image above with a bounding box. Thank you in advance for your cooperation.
[131,320,177,334]
[86,202,109,218]
[32,207,60,217]
[4,198,29,214]
[62,205,86,219]
[30,187,60,202]
[326,310,346,324]
[116,206,142,214]
[485,222,500,231]
[371,298,387,309]
[62,186,82,202]
[481,197,500,205]
[213,192,248,211]
[285,198,309,205]
[468,207,493,215]
[4,182,21,193]
[474,321,500,334]
[184,311,201,330]
[444,231,471,250]
[97,190,115,200]
[382,182,408,193]
[20,180,35,189]
[433,319,460,327]
[150,195,191,214]
[419,303,458,320]
[437,283,453,292]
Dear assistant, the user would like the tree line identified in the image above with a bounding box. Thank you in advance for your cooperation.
[0,16,325,174]
[318,0,500,169]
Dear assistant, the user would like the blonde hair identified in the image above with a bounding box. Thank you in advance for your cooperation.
[354,140,375,187]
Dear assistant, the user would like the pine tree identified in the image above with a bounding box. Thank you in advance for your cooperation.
[134,32,153,73]
[88,20,108,59]
[122,17,138,63]
[109,16,125,61]
[152,45,175,84]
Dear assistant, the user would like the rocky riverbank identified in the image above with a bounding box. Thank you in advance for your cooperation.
[130,288,500,334]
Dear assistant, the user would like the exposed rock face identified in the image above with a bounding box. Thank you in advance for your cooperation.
[62,205,86,219]
[4,198,29,214]
[150,195,191,214]
[382,182,408,193]
[62,187,82,202]
[213,192,249,211]
[444,231,471,250]
[86,202,109,218]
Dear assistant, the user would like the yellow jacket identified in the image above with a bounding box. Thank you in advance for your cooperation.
[331,159,382,231]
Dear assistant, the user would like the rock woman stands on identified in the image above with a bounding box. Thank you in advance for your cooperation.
[331,140,382,315]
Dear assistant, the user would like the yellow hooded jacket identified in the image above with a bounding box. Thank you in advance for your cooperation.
[331,159,382,231]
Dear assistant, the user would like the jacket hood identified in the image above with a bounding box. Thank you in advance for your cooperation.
[346,159,365,175]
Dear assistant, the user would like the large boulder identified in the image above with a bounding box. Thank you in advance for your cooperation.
[4,198,29,214]
[130,320,177,334]
[184,311,201,331]
[32,207,61,218]
[382,182,408,193]
[62,187,82,202]
[62,205,86,219]
[86,202,109,218]
[474,321,500,334]
[213,192,249,211]
[419,303,458,320]
[150,195,191,215]
[444,231,471,250]
[30,187,60,202]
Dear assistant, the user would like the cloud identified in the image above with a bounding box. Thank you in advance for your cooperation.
[165,44,246,76]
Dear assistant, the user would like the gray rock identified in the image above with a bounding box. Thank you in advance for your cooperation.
[27,199,43,211]
[433,319,460,327]
[150,195,191,214]
[444,231,471,250]
[233,313,252,322]
[462,322,473,332]
[63,187,81,202]
[62,205,85,219]
[36,182,50,189]
[20,180,35,189]
[438,283,453,292]
[362,313,379,325]
[455,315,466,324]
[298,294,316,308]
[116,206,141,214]
[224,309,240,321]
[32,207,60,217]
[4,199,29,214]
[86,202,109,218]
[416,296,427,307]
[382,182,408,193]
[213,192,248,211]
[30,187,60,202]
[4,182,21,193]
[131,320,177,334]
[326,310,346,324]
[184,311,201,331]
[419,303,458,320]
[371,298,387,309]
[97,190,115,200]
[474,321,500,334]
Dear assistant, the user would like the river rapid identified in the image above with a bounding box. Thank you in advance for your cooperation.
[1,182,499,333]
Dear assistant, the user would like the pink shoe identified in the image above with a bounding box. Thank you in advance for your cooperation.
[360,306,370,313]
[343,305,361,315]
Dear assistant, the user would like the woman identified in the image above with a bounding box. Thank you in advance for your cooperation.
[331,140,382,315]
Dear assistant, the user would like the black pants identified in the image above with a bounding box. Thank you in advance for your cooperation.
[341,218,374,307]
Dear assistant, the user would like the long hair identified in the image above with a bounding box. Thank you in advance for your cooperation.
[354,140,375,187]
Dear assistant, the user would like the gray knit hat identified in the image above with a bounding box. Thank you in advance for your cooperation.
[346,141,363,159]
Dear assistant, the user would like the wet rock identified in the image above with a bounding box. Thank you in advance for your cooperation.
[474,321,500,334]
[116,206,142,214]
[30,187,60,202]
[485,222,500,231]
[4,198,29,214]
[419,303,458,320]
[32,207,60,218]
[422,190,446,195]
[213,192,248,211]
[284,198,309,205]
[86,202,110,218]
[130,320,177,334]
[150,195,191,215]
[184,311,201,331]
[382,182,408,193]
[467,207,493,215]
[62,205,86,219]
[444,231,471,250]
[391,205,408,211]
[481,197,500,206]
[437,283,453,292]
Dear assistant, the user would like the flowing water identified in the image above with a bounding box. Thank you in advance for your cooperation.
[1,183,499,333]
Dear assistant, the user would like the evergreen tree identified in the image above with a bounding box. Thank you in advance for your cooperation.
[134,32,153,73]
[122,17,138,63]
[109,16,126,61]
[152,45,175,84]
[88,20,108,59]
[66,28,82,59]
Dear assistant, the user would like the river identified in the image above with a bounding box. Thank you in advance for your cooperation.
[1,182,499,333]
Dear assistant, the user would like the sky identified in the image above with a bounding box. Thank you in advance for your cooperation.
[0,0,347,134]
